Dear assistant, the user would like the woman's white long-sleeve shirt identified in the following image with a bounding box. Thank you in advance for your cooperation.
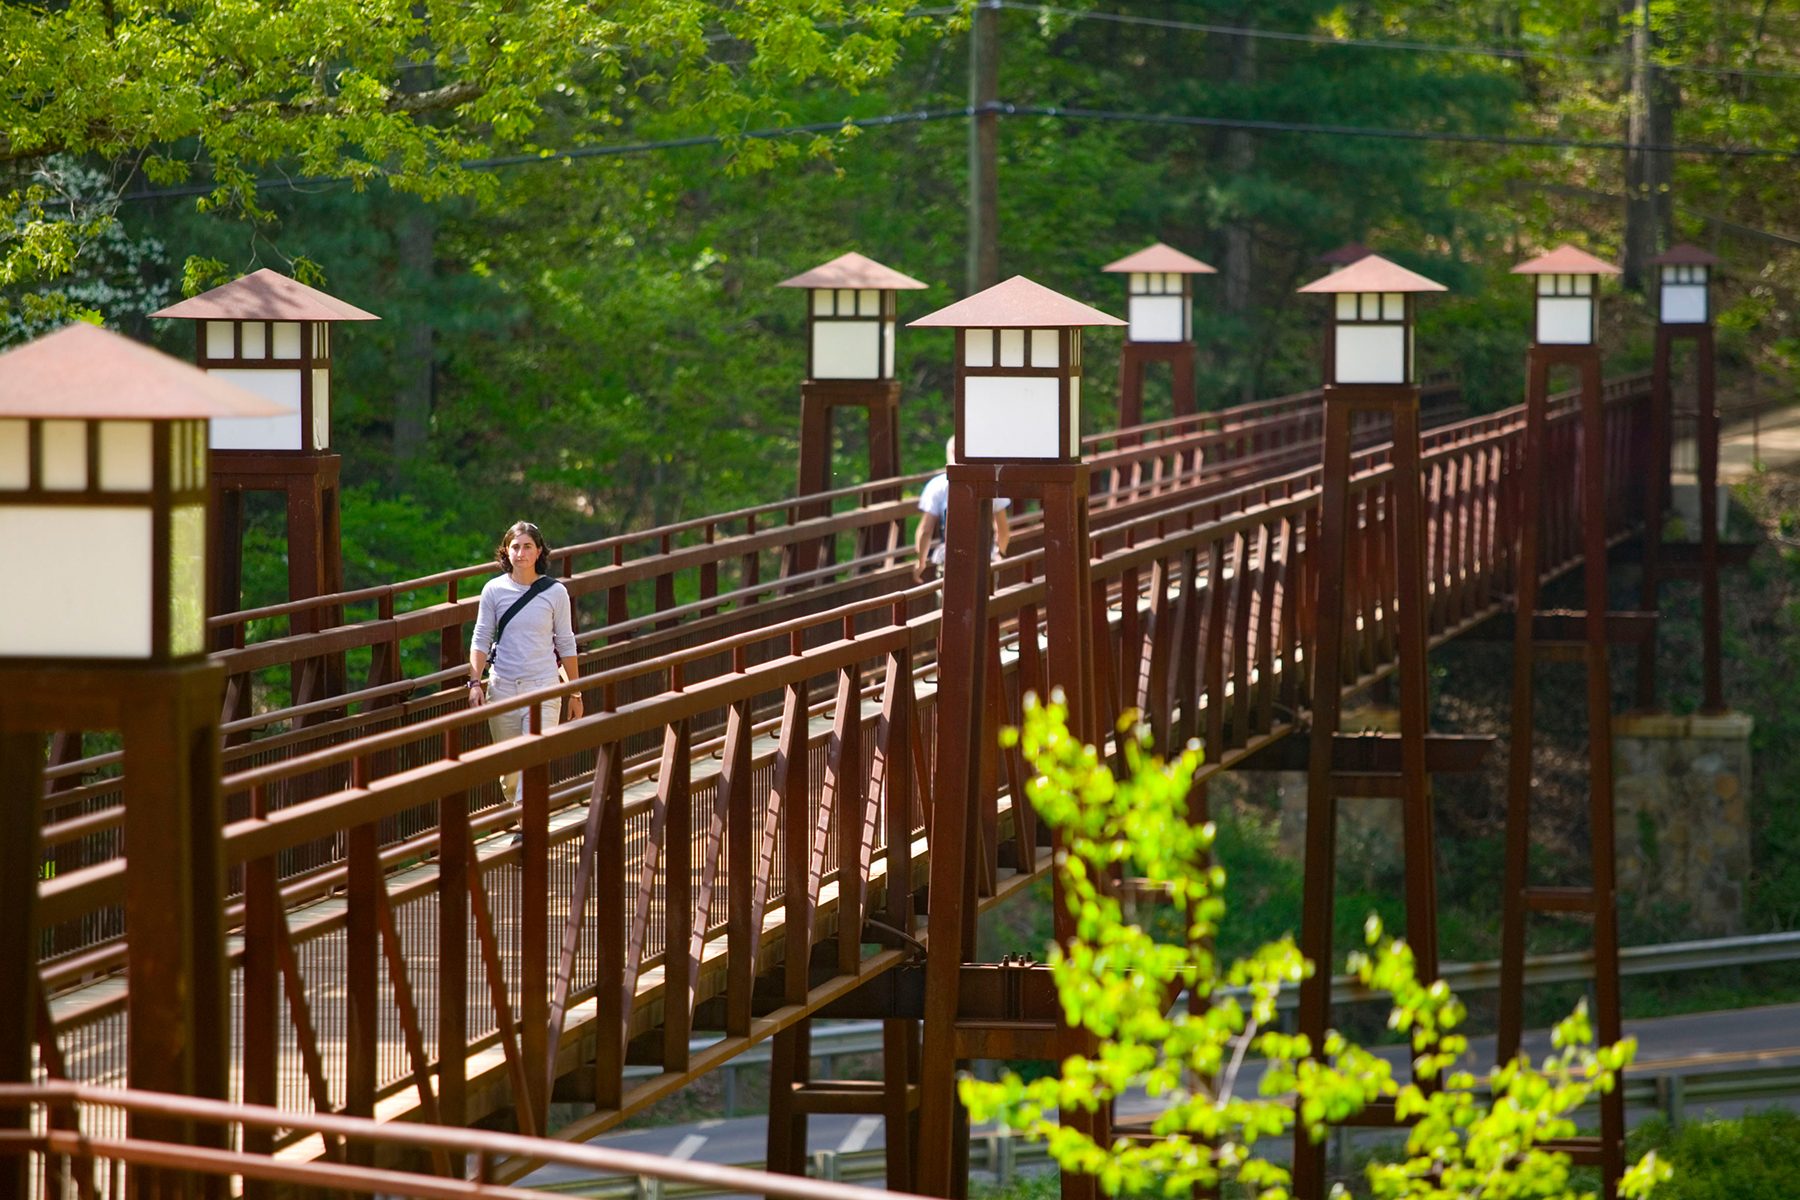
[470,574,576,679]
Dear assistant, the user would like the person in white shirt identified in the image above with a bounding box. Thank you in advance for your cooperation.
[913,436,1011,582]
[467,521,583,809]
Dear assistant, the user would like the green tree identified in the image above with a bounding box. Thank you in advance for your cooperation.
[0,0,933,326]
[962,697,1672,1198]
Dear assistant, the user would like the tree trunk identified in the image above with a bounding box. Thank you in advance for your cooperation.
[1624,0,1676,291]
[1224,26,1257,403]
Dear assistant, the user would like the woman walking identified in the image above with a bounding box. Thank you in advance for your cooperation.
[467,521,584,808]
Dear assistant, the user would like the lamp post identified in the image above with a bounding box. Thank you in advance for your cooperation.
[1101,243,1215,428]
[1640,244,1724,712]
[908,276,1122,1200]
[1494,244,1629,1200]
[152,270,378,645]
[0,324,280,1174]
[1290,254,1445,1200]
[777,252,927,567]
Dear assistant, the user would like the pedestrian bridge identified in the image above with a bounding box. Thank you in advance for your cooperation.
[29,372,1651,1183]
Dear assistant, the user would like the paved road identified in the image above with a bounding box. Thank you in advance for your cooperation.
[520,1001,1800,1187]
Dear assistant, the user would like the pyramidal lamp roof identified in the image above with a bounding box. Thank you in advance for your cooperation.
[0,324,287,419]
[152,268,379,322]
[910,276,1124,328]
[1511,244,1621,276]
[778,252,928,291]
[1651,243,1721,267]
[1298,254,1447,295]
[1102,243,1217,275]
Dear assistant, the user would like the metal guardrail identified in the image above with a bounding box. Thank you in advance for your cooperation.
[652,930,1800,1116]
[551,1063,1800,1198]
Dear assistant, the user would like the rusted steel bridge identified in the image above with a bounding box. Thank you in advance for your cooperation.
[22,370,1654,1193]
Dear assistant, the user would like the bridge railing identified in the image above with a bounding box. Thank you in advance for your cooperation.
[33,386,1441,952]
[0,1082,909,1200]
[31,374,1651,1150]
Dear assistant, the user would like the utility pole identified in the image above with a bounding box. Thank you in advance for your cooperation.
[1624,0,1674,289]
[967,0,1000,294]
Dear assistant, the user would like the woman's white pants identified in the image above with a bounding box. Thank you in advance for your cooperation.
[486,673,562,804]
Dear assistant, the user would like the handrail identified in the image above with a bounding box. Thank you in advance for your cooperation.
[0,1083,913,1200]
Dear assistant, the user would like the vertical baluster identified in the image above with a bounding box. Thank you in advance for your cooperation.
[520,708,551,1129]
[721,686,755,1037]
[832,658,868,976]
[438,786,469,1126]
[240,784,278,1192]
[592,744,626,1110]
[660,719,693,1071]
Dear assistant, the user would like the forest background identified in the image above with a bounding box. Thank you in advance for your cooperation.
[3,0,1798,599]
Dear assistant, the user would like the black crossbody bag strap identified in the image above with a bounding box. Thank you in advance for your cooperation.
[487,576,557,663]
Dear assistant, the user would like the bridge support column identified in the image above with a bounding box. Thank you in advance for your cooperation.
[1118,341,1197,433]
[917,462,1098,1200]
[1,663,228,1194]
[0,727,43,1200]
[1496,343,1627,1200]
[1637,322,1724,714]
[1292,382,1442,1199]
[792,381,905,576]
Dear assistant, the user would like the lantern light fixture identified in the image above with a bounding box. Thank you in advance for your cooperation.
[1510,244,1620,348]
[0,324,282,662]
[1651,244,1720,326]
[1100,243,1216,344]
[1297,255,1446,386]
[1317,242,1376,274]
[910,276,1123,463]
[777,252,928,382]
[151,269,378,454]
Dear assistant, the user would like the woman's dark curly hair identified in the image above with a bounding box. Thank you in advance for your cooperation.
[495,521,551,574]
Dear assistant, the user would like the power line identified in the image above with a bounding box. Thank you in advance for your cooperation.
[116,108,972,202]
[997,1,1800,84]
[115,99,1800,205]
[1004,102,1800,160]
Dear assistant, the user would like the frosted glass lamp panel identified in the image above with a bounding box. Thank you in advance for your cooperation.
[175,420,203,491]
[0,421,26,489]
[1381,293,1404,320]
[208,368,303,450]
[857,289,879,315]
[167,502,205,658]
[1129,273,1147,293]
[1067,376,1081,457]
[314,325,329,357]
[242,323,266,358]
[1335,325,1407,384]
[272,322,302,359]
[998,329,1026,368]
[883,320,896,378]
[1336,295,1358,320]
[812,321,881,380]
[311,368,332,449]
[812,289,833,316]
[964,376,1062,459]
[99,422,154,491]
[1129,295,1186,343]
[206,321,235,358]
[1662,284,1707,324]
[1030,329,1060,368]
[0,505,152,658]
[41,421,87,490]
[1536,297,1594,345]
[965,332,994,368]
[1574,274,1593,296]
